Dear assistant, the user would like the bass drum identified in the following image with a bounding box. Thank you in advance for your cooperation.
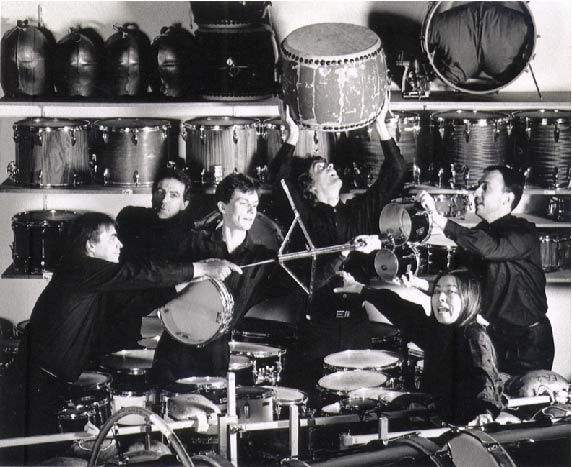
[422,2,536,94]
[93,118,171,186]
[512,110,571,188]
[431,110,511,187]
[10,118,91,187]
[444,430,516,467]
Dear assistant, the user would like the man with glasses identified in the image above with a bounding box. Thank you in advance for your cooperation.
[418,166,554,376]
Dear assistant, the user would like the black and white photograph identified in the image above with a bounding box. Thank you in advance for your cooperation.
[0,1,570,466]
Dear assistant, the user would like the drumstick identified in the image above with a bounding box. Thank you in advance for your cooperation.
[241,240,365,269]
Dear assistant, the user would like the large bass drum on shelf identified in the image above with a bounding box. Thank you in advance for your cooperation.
[196,24,278,101]
[512,110,571,188]
[431,110,511,187]
[422,2,536,94]
[93,118,171,186]
[10,118,91,187]
[11,210,80,274]
[183,117,259,184]
[281,23,389,131]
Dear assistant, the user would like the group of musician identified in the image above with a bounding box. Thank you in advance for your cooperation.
[0,96,556,456]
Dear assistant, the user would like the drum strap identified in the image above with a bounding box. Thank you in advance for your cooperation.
[393,436,453,467]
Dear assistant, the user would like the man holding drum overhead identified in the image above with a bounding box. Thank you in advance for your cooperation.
[3,212,238,438]
[268,98,406,397]
[417,166,554,376]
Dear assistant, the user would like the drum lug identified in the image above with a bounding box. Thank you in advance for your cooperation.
[395,121,401,143]
[33,130,43,147]
[181,125,187,141]
[161,127,168,140]
[12,127,19,142]
[525,125,531,141]
[200,127,205,142]
[438,125,444,139]
[102,130,109,145]
[69,128,77,146]
[464,122,471,142]
[130,129,138,145]
[233,127,239,144]
[103,168,110,186]
[279,126,286,142]
[38,170,43,185]
[133,171,140,186]
[553,122,560,142]
[6,161,19,182]
[313,130,319,147]
[72,171,78,187]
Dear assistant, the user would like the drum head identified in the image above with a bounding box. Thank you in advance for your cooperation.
[431,110,510,123]
[175,376,227,390]
[74,372,111,388]
[99,349,155,371]
[447,431,517,467]
[236,386,273,399]
[324,349,399,370]
[183,116,258,129]
[282,23,381,60]
[423,2,536,94]
[140,315,163,339]
[96,118,170,129]
[229,341,284,358]
[250,213,284,252]
[318,370,387,394]
[266,386,307,405]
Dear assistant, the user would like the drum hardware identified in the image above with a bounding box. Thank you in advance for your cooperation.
[413,164,421,185]
[229,341,285,385]
[396,55,432,99]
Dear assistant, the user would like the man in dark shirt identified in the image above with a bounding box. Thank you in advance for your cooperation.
[268,100,407,399]
[418,166,554,375]
[151,174,292,386]
[8,212,238,437]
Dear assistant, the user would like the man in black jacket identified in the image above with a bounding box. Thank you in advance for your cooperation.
[7,212,238,437]
[269,99,407,400]
[418,166,554,375]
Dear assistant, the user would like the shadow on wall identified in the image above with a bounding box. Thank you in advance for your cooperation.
[368,12,424,88]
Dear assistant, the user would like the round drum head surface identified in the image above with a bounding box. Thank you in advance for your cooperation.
[14,210,79,224]
[175,376,227,390]
[448,431,516,467]
[282,23,380,59]
[236,386,273,399]
[318,370,387,394]
[74,372,111,387]
[99,349,155,370]
[14,117,89,128]
[229,354,253,371]
[184,116,258,129]
[432,110,509,122]
[96,118,170,129]
[324,349,399,370]
[265,386,306,405]
[229,341,284,358]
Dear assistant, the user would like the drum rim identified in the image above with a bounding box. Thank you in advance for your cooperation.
[13,118,90,129]
[281,22,382,62]
[236,386,274,399]
[95,118,171,130]
[73,371,113,387]
[448,429,517,466]
[195,23,273,34]
[183,116,259,130]
[229,341,285,358]
[175,376,228,389]
[12,210,80,224]
[422,1,537,95]
[430,110,511,123]
[324,349,400,369]
[512,109,571,122]
[317,370,388,394]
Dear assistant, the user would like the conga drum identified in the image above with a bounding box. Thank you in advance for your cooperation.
[10,118,91,187]
[512,110,571,188]
[431,110,511,187]
[281,23,389,131]
[422,2,536,94]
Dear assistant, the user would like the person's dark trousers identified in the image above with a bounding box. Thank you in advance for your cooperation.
[488,317,555,376]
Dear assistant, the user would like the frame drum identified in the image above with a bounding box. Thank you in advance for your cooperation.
[183,116,259,184]
[94,118,171,186]
[422,2,536,94]
[12,210,80,274]
[431,110,511,187]
[512,110,571,188]
[157,278,234,347]
[281,23,389,131]
[10,118,90,187]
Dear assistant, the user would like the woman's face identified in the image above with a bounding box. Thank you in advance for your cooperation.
[431,275,463,325]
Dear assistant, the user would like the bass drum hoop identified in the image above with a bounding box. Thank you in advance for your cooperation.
[447,429,517,467]
[421,1,537,95]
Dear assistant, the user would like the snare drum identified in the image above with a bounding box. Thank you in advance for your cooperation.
[157,278,234,347]
[68,371,112,403]
[418,243,458,275]
[267,386,307,420]
[432,193,471,218]
[57,406,92,433]
[378,201,432,245]
[374,245,420,282]
[10,118,90,187]
[11,210,80,274]
[229,354,255,386]
[323,349,399,373]
[196,25,278,101]
[445,430,517,467]
[236,386,274,423]
[229,341,285,385]
[281,23,389,131]
[512,110,571,188]
[99,348,155,391]
[260,117,337,164]
[112,389,155,426]
[183,117,259,184]
[93,118,171,186]
[431,111,511,187]
[317,370,387,409]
